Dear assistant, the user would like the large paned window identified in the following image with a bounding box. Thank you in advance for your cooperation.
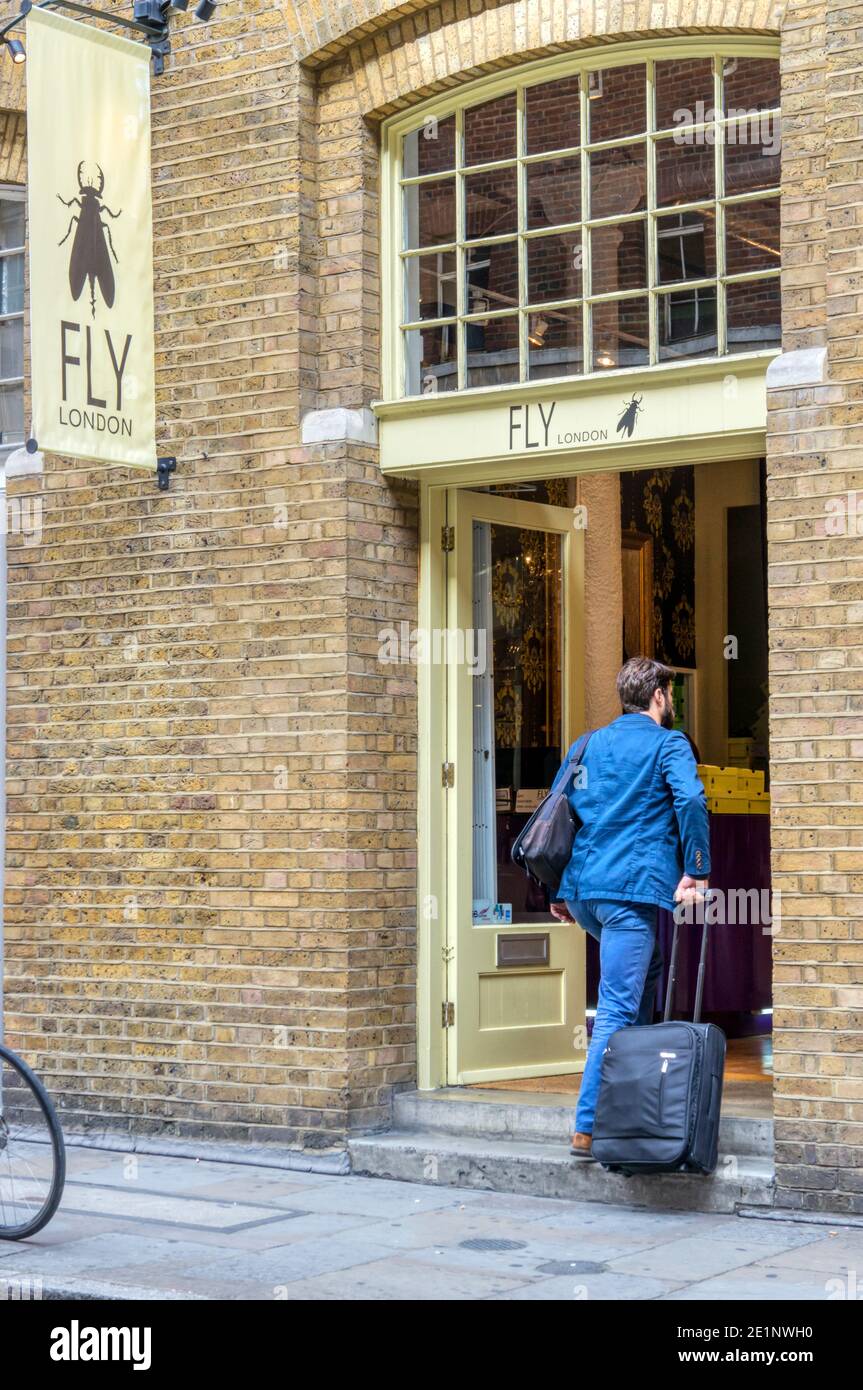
[0,188,24,450]
[390,47,780,397]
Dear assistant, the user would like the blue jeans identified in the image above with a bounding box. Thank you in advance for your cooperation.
[566,898,663,1135]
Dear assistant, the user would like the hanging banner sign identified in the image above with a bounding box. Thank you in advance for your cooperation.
[26,7,156,469]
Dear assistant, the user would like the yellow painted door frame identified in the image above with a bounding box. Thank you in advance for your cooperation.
[415,436,767,1093]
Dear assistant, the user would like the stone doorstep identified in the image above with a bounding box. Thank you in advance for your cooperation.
[348,1129,776,1217]
[392,1088,774,1158]
[347,1088,776,1216]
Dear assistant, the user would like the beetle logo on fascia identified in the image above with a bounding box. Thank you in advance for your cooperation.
[616,393,644,439]
[57,162,122,318]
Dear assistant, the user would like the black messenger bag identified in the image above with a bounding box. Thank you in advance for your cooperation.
[511,732,592,894]
[591,912,726,1177]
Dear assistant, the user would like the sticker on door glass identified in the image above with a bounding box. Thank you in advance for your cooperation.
[473,900,513,925]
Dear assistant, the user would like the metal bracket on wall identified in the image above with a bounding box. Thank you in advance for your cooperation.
[0,0,214,76]
[156,456,177,490]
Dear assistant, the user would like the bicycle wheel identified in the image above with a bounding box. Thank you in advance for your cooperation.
[0,1043,66,1239]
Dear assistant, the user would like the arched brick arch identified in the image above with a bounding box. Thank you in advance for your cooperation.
[293,0,785,74]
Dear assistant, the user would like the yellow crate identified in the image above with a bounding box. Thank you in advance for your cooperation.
[707,795,750,814]
[697,764,765,798]
[706,792,771,815]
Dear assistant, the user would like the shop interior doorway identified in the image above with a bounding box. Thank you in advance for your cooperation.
[458,456,772,1118]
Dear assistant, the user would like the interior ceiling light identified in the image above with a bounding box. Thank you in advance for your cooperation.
[528,315,549,348]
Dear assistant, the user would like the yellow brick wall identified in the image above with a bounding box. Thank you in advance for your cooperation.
[4,0,418,1147]
[766,0,863,1213]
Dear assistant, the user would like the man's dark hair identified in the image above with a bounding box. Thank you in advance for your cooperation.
[616,656,674,713]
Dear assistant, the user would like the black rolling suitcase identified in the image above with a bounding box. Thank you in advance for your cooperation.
[591,914,726,1176]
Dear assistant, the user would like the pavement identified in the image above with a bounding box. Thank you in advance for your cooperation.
[1,1141,862,1300]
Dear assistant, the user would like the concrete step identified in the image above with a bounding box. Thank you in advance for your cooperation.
[392,1088,773,1158]
[349,1128,776,1215]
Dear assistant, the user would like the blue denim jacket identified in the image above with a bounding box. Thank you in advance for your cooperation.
[552,713,711,913]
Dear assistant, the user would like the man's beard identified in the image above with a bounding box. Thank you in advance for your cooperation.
[661,697,675,730]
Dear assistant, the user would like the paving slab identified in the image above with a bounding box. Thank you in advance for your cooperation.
[2,1141,863,1300]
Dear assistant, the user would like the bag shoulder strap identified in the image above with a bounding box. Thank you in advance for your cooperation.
[552,730,593,794]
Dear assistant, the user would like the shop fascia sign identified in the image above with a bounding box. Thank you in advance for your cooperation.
[506,392,644,451]
[375,356,771,477]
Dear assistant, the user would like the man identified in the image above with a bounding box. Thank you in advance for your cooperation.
[549,656,710,1158]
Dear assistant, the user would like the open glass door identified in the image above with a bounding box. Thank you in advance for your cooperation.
[446,487,585,1084]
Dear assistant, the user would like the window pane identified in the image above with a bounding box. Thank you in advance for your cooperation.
[723,57,780,113]
[588,64,647,142]
[658,287,717,360]
[591,220,648,295]
[466,312,519,389]
[473,520,564,924]
[466,240,518,315]
[656,210,716,283]
[723,116,781,193]
[0,382,24,444]
[464,92,517,166]
[655,57,714,131]
[725,197,780,276]
[465,166,517,240]
[526,232,583,304]
[525,75,581,154]
[591,297,649,370]
[0,200,24,252]
[403,251,457,322]
[403,178,455,249]
[0,317,23,379]
[589,144,646,219]
[528,305,583,381]
[0,253,24,315]
[527,156,581,230]
[655,135,714,206]
[726,277,781,353]
[404,323,457,395]
[402,116,456,176]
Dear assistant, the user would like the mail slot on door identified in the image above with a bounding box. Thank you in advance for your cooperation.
[496,933,550,968]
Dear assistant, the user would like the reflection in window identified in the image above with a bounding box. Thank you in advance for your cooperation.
[657,212,718,359]
[466,313,520,390]
[404,323,458,395]
[526,232,583,305]
[528,305,583,381]
[726,278,781,354]
[395,50,780,394]
[472,520,564,925]
[591,220,648,296]
[589,143,647,220]
[0,190,24,448]
[592,297,650,371]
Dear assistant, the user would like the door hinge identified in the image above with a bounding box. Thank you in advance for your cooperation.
[442,1001,455,1027]
[441,524,455,551]
[442,761,455,787]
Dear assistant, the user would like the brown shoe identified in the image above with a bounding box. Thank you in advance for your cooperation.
[570,1131,593,1158]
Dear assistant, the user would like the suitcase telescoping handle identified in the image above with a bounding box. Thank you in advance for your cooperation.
[662,905,711,1025]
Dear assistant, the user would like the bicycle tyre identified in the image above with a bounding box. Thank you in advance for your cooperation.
[0,1043,66,1240]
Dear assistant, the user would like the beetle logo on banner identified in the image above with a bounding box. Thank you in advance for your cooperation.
[57,161,123,317]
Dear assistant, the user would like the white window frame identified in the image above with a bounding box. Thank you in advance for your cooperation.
[0,184,25,455]
[381,37,781,401]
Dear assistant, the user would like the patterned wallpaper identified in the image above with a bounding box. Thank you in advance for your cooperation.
[620,466,696,667]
